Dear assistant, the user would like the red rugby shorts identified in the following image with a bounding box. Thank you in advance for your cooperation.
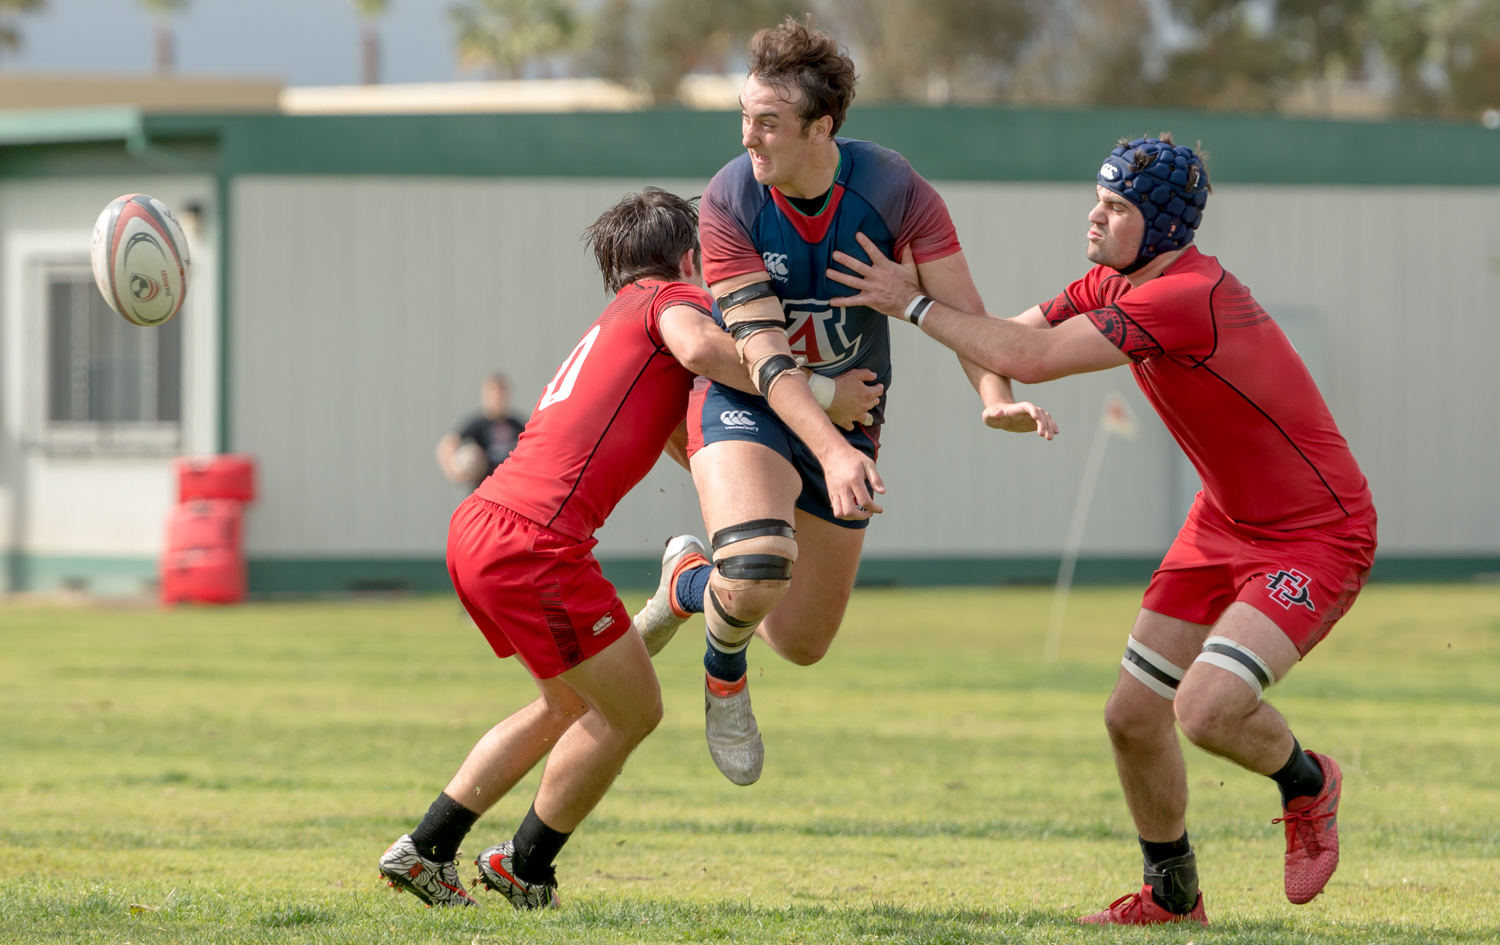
[1143,496,1377,656]
[446,495,630,679]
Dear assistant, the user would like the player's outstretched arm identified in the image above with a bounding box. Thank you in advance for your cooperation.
[827,234,1129,385]
[913,250,1057,439]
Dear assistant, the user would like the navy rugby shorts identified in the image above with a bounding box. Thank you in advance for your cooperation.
[685,378,880,530]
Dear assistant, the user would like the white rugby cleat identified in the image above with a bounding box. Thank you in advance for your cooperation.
[633,535,708,657]
[705,675,763,785]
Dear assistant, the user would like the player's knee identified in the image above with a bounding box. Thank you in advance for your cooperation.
[706,517,796,631]
[777,633,832,666]
[1172,683,1235,748]
[1104,688,1167,748]
[541,689,589,724]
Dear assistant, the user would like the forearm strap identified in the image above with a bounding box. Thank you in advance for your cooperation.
[905,294,935,326]
[751,353,802,400]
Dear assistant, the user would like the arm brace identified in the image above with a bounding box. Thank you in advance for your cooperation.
[717,281,786,361]
[751,353,803,401]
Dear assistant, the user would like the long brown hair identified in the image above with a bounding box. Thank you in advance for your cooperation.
[748,16,857,136]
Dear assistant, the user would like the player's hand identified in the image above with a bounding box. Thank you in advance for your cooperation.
[823,443,885,520]
[826,233,921,317]
[825,368,882,430]
[981,401,1059,439]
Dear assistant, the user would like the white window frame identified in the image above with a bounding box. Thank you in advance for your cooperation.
[25,252,181,457]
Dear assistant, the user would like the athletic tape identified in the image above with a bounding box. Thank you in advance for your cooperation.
[718,280,778,315]
[1121,634,1185,700]
[1196,635,1275,700]
[904,294,934,326]
[712,519,796,550]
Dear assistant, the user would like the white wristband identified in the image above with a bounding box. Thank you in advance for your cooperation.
[904,294,935,326]
[806,371,836,410]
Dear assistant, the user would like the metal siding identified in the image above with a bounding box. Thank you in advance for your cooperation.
[231,176,1500,561]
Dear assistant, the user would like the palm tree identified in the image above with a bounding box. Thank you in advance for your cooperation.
[351,0,390,85]
[0,0,45,57]
[449,0,578,80]
[138,0,190,73]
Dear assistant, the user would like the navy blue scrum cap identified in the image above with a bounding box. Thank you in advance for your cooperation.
[1097,136,1210,272]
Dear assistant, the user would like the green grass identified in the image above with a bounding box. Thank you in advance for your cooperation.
[1,585,1498,943]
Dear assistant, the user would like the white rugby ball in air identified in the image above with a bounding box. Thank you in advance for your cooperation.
[91,194,191,327]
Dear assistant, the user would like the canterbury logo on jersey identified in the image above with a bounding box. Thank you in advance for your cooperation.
[783,298,865,371]
[762,252,789,281]
[720,410,757,429]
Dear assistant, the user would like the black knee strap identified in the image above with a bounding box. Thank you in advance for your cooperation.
[716,554,794,581]
[711,519,794,551]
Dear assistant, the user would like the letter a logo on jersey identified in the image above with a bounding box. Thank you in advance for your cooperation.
[1265,569,1316,611]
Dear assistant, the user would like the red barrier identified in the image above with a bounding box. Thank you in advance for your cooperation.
[165,499,243,553]
[176,454,256,503]
[160,547,246,605]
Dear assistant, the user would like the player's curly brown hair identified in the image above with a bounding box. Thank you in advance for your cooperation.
[747,16,857,136]
[583,188,701,294]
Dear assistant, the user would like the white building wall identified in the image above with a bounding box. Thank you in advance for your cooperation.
[231,176,1500,562]
[0,175,218,591]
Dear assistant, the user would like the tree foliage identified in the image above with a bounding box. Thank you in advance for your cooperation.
[449,0,579,79]
[0,0,43,53]
[479,0,1500,117]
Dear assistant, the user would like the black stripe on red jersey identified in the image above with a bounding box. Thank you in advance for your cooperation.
[538,581,583,668]
[1195,361,1352,519]
[1088,304,1164,362]
[1040,292,1079,327]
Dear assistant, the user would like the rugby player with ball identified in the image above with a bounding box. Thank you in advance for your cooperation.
[633,18,1057,787]
[827,135,1376,925]
[377,188,882,909]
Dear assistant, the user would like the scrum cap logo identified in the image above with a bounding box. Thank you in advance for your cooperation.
[1099,162,1120,181]
[719,410,757,429]
[762,252,789,279]
[130,272,162,302]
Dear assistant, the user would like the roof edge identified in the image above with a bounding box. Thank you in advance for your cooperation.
[0,106,145,147]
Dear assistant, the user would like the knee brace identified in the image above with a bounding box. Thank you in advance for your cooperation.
[704,518,796,650]
[1195,635,1276,700]
[1122,635,1186,700]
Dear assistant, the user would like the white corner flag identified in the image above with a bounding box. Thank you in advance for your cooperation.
[1043,392,1140,662]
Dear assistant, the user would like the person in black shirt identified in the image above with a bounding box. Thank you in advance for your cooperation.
[437,374,526,490]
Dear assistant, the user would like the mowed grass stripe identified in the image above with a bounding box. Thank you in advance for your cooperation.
[0,585,1497,943]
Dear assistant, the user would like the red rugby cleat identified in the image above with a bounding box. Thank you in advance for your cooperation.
[1078,884,1208,926]
[1274,750,1342,904]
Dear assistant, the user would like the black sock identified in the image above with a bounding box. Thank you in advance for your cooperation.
[1270,738,1325,805]
[409,792,480,863]
[1140,832,1198,915]
[511,804,571,885]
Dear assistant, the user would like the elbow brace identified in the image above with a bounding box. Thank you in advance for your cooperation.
[716,281,785,360]
[704,518,796,652]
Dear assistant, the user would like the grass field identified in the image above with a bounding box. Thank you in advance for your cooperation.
[1,584,1498,944]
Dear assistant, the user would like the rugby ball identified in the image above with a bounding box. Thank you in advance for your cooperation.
[449,441,488,483]
[90,194,191,327]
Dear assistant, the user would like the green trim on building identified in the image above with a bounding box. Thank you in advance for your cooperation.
[5,554,157,595]
[0,105,1497,186]
[236,553,1500,596]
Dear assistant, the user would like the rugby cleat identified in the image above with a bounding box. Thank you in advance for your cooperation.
[705,674,763,785]
[1274,750,1342,904]
[1078,884,1208,926]
[377,834,478,908]
[633,535,709,657]
[474,840,560,910]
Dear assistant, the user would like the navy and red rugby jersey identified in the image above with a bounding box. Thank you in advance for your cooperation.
[1043,247,1373,530]
[477,280,711,541]
[700,138,961,425]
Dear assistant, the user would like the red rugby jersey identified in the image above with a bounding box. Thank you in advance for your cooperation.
[477,280,711,541]
[1044,247,1372,529]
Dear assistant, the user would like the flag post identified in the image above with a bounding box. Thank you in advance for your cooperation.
[1044,393,1137,662]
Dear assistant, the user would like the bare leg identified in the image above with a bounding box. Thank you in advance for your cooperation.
[443,684,588,814]
[1173,603,1302,773]
[756,510,864,665]
[690,440,865,666]
[1104,609,1210,842]
[531,628,662,832]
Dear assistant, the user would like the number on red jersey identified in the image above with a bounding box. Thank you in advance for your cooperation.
[537,325,600,412]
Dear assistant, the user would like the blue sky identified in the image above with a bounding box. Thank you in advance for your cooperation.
[1,0,459,86]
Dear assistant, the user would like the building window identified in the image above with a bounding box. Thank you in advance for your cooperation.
[41,265,181,451]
